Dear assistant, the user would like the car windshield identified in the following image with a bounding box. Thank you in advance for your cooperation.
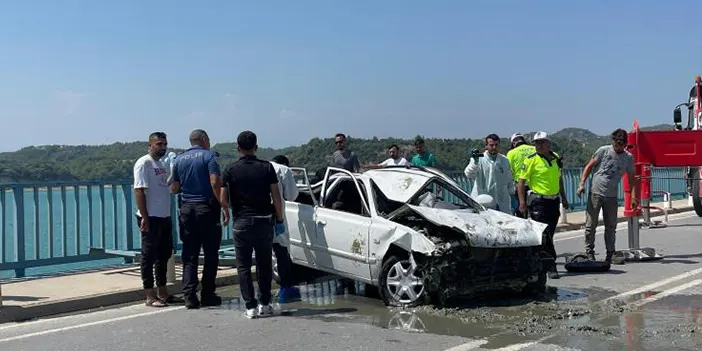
[410,178,482,211]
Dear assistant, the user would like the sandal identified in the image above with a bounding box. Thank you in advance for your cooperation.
[145,298,168,307]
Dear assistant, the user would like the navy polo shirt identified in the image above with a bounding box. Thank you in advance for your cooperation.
[172,146,220,203]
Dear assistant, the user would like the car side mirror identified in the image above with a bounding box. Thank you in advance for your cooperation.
[474,194,496,210]
[673,107,682,125]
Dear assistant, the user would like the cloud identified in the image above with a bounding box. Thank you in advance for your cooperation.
[279,108,295,120]
[49,90,87,116]
[224,92,239,113]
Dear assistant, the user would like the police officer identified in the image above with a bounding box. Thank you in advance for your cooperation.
[506,133,536,217]
[170,129,229,309]
[517,132,568,280]
[220,130,285,319]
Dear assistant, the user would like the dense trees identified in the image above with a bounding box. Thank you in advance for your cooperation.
[0,125,673,182]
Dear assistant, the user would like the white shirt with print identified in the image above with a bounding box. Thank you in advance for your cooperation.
[133,154,172,218]
[379,157,409,167]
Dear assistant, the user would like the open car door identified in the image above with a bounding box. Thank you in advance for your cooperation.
[311,167,372,281]
[285,167,318,265]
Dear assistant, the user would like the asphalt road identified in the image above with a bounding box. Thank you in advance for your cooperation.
[1,211,702,351]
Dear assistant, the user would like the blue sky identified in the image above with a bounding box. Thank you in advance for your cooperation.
[1,0,700,152]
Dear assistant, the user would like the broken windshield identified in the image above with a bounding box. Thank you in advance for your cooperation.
[410,178,482,211]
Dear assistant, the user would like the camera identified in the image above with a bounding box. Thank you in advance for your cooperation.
[471,148,484,159]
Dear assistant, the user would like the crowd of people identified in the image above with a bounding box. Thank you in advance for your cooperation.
[131,127,636,318]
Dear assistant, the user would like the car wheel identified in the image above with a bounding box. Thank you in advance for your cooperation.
[523,272,547,295]
[378,255,426,307]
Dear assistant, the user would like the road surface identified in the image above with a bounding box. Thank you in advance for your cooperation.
[1,211,701,350]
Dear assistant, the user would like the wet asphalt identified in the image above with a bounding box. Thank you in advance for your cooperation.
[1,211,702,350]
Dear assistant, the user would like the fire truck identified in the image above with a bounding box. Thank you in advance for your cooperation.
[673,76,702,216]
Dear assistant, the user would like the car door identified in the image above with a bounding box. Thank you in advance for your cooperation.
[287,167,319,265]
[311,167,372,281]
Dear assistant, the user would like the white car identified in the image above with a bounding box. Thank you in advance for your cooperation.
[279,165,550,307]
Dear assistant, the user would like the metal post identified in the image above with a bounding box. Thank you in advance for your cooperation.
[559,203,568,224]
[627,217,640,249]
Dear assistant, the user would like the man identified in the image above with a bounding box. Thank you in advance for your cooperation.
[270,155,302,303]
[517,132,569,279]
[331,133,360,172]
[363,144,409,169]
[170,129,228,309]
[133,132,174,307]
[410,136,437,167]
[577,128,635,263]
[220,130,285,319]
[506,133,536,216]
[463,134,514,213]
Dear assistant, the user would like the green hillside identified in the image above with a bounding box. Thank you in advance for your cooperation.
[0,125,675,183]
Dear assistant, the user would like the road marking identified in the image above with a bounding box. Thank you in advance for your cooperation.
[553,212,697,242]
[604,266,702,302]
[442,339,489,351]
[629,279,702,308]
[0,303,156,331]
[0,306,180,344]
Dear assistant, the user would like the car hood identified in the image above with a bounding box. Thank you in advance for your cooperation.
[398,205,548,248]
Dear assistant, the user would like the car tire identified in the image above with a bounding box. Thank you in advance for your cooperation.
[523,272,547,295]
[378,255,427,307]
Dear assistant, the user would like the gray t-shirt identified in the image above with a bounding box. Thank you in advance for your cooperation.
[589,145,634,198]
[332,149,360,172]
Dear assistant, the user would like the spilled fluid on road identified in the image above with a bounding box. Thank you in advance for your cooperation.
[213,276,702,350]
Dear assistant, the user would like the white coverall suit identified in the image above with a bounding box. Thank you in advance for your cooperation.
[463,151,514,214]
[271,161,300,247]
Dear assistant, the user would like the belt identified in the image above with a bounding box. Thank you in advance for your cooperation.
[531,193,559,200]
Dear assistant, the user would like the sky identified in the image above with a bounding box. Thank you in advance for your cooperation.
[1,0,701,152]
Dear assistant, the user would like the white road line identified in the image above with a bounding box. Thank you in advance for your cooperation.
[553,212,697,243]
[629,279,702,308]
[604,266,702,302]
[442,339,489,351]
[0,303,154,331]
[0,306,180,344]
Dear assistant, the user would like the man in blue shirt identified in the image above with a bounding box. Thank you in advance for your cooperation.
[171,129,229,309]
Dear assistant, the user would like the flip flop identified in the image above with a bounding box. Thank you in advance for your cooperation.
[145,298,168,307]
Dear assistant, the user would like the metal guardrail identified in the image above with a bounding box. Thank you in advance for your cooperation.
[0,167,688,278]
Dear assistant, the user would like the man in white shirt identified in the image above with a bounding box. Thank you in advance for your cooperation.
[133,132,175,307]
[464,134,514,214]
[270,155,301,303]
[363,144,409,169]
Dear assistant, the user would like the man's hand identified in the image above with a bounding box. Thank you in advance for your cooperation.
[519,202,528,216]
[576,184,585,197]
[631,197,639,208]
[561,197,569,210]
[274,221,286,236]
[221,208,230,227]
[139,217,149,233]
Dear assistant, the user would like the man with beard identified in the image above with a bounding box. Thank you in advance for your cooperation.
[133,132,176,307]
[463,134,514,213]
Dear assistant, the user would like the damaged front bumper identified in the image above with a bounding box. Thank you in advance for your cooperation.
[415,246,553,300]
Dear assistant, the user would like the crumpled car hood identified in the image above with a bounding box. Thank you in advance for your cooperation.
[405,205,548,248]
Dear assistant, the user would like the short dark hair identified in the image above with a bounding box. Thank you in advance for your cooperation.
[237,130,257,151]
[485,134,500,144]
[149,132,167,143]
[414,136,425,145]
[335,133,346,139]
[189,129,209,145]
[272,155,290,166]
[611,128,627,142]
[388,144,399,150]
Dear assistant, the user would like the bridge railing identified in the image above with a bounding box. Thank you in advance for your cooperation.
[0,167,688,278]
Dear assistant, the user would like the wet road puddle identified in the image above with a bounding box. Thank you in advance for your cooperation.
[213,278,702,350]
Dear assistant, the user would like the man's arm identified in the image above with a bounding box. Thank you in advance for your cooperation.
[170,161,181,194]
[353,153,361,172]
[207,154,223,204]
[517,159,533,213]
[133,161,150,231]
[578,148,604,189]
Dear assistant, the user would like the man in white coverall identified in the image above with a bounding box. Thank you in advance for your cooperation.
[463,134,514,213]
[270,155,301,303]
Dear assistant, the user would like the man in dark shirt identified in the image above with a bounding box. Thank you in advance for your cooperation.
[331,133,360,172]
[220,130,285,319]
[170,129,229,309]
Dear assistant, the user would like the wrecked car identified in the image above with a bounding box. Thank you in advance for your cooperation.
[279,166,550,307]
